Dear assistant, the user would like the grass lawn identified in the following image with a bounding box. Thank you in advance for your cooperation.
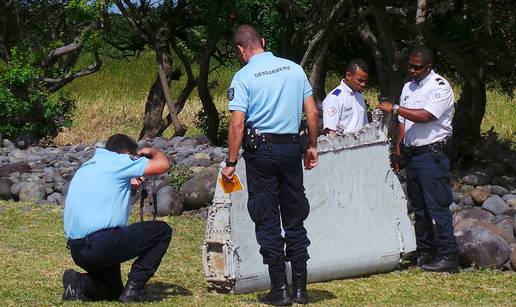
[1,201,514,306]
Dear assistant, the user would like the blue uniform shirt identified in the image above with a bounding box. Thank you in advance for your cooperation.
[64,148,149,239]
[228,52,313,134]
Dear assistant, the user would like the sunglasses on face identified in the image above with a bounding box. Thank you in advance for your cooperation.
[408,63,428,71]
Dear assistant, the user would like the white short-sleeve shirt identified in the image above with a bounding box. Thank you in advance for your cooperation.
[399,70,454,147]
[322,81,368,134]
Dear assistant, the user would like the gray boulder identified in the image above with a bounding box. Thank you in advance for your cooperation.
[179,169,217,210]
[19,181,46,202]
[10,181,26,198]
[462,172,491,186]
[470,186,490,204]
[460,184,475,195]
[454,218,511,268]
[453,207,494,226]
[0,178,13,200]
[482,195,510,215]
[462,196,474,206]
[490,185,509,196]
[506,198,516,208]
[151,137,171,150]
[154,185,184,216]
[511,244,516,271]
[492,215,515,243]
[502,194,516,202]
[47,192,64,206]
[0,162,31,176]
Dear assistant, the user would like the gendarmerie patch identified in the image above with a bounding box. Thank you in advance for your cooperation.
[227,88,234,101]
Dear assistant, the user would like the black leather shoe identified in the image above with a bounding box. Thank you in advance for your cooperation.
[421,255,459,273]
[291,260,308,304]
[259,259,292,306]
[416,252,434,267]
[119,280,151,303]
[62,269,88,301]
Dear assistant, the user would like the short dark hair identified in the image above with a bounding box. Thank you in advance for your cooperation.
[345,58,369,74]
[234,24,263,49]
[105,134,138,154]
[409,45,434,65]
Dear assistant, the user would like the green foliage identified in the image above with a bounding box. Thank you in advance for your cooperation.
[0,49,75,141]
[169,165,193,190]
[194,109,230,144]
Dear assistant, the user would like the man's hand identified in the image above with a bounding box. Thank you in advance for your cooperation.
[390,153,402,174]
[303,146,318,170]
[221,166,236,182]
[131,177,144,194]
[377,102,393,113]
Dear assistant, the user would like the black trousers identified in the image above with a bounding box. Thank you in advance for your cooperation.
[405,151,458,256]
[243,143,310,264]
[68,221,172,300]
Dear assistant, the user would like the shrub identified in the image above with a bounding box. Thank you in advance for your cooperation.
[0,49,75,141]
[194,110,230,145]
[169,165,193,190]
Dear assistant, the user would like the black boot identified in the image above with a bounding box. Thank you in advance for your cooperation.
[421,255,459,273]
[62,269,88,301]
[291,259,308,304]
[416,252,434,267]
[119,280,151,303]
[259,259,292,306]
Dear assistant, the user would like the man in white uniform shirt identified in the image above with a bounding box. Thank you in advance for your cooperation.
[378,46,459,273]
[322,59,369,135]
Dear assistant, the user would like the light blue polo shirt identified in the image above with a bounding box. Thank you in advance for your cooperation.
[228,52,313,134]
[64,148,149,239]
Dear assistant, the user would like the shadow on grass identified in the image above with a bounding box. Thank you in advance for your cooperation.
[309,288,337,303]
[147,281,193,299]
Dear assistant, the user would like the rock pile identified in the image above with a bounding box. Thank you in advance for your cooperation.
[1,135,515,271]
[0,136,227,219]
[450,161,516,271]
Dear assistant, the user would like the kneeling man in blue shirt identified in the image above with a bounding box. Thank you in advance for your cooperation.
[62,134,171,302]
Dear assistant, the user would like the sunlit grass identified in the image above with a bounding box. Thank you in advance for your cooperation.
[54,53,515,146]
[1,201,515,306]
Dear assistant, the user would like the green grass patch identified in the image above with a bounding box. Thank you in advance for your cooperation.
[0,201,515,306]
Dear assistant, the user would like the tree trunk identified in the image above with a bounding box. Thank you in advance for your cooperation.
[139,42,181,139]
[452,76,486,144]
[197,31,223,144]
[309,41,329,104]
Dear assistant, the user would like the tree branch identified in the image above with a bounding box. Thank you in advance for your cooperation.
[415,0,427,44]
[41,23,94,67]
[42,50,102,93]
[300,0,347,68]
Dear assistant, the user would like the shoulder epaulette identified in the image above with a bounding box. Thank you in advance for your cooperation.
[332,89,342,96]
[435,77,445,86]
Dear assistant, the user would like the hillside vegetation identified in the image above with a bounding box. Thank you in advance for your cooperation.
[55,52,515,146]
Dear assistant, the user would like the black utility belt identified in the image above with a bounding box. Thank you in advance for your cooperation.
[260,133,299,144]
[403,140,448,157]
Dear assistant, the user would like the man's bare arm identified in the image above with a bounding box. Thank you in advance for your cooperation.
[303,95,319,170]
[138,147,170,176]
[221,110,246,180]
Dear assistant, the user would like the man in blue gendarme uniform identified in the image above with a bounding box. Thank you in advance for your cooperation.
[221,25,319,305]
[62,134,172,302]
[378,46,459,273]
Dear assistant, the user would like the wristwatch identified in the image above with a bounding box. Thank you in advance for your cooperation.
[226,159,237,167]
[392,104,400,116]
